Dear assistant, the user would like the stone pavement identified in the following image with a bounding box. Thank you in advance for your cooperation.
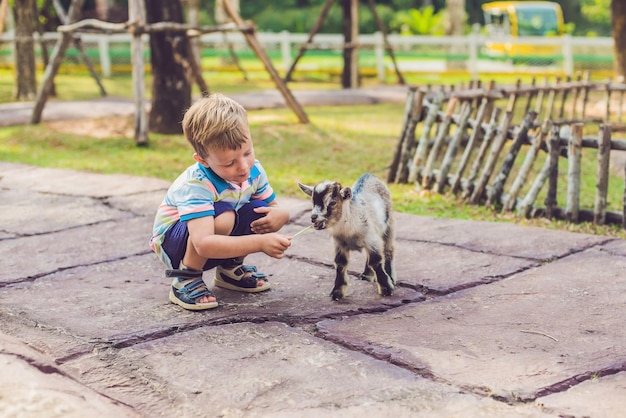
[1,161,626,417]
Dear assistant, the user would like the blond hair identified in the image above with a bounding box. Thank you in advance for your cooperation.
[182,93,249,158]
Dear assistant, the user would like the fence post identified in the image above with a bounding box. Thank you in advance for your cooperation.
[562,34,573,77]
[545,126,561,219]
[374,31,385,82]
[488,110,538,206]
[280,30,291,74]
[594,124,611,225]
[566,123,583,222]
[467,24,480,79]
[98,36,111,77]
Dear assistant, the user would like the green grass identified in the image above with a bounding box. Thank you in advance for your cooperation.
[1,68,625,239]
[2,101,626,239]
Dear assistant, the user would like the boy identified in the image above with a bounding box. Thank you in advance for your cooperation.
[150,94,292,311]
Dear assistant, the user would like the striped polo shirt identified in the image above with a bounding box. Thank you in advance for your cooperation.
[150,160,276,267]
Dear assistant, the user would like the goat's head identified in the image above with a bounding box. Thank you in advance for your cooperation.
[298,180,352,230]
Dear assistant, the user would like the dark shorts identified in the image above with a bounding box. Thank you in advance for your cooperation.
[162,199,269,271]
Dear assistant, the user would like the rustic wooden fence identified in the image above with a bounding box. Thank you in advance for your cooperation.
[389,74,626,228]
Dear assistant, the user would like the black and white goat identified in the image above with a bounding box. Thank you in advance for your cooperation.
[298,173,396,300]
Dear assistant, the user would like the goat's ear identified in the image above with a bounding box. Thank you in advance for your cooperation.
[298,182,314,197]
[340,187,352,201]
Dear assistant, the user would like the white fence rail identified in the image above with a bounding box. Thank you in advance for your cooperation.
[0,30,615,79]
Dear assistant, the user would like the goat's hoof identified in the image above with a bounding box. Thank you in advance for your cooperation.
[360,273,375,282]
[378,284,395,297]
[330,289,345,300]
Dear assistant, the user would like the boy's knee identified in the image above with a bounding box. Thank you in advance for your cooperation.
[214,210,236,235]
[234,200,268,235]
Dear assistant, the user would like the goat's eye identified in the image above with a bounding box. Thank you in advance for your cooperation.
[328,201,336,208]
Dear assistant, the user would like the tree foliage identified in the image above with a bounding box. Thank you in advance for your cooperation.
[390,6,446,35]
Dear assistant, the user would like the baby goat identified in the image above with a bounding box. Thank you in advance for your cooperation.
[298,173,396,300]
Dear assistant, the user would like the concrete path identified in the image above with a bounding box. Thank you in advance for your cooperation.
[1,161,626,417]
[0,86,410,127]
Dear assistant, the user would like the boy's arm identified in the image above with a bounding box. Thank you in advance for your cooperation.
[250,200,291,234]
[187,216,290,259]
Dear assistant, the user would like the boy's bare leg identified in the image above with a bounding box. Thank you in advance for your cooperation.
[180,211,236,304]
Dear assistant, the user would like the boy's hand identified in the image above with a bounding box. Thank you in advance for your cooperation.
[251,206,290,234]
[261,233,292,258]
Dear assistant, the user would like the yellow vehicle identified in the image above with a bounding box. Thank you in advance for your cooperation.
[482,1,565,62]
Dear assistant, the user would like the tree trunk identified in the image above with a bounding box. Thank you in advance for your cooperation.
[612,0,626,80]
[341,0,359,88]
[13,0,37,100]
[37,0,55,96]
[147,0,192,134]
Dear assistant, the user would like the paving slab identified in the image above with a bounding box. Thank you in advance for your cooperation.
[317,248,626,402]
[0,252,421,360]
[0,188,131,235]
[393,212,609,260]
[536,371,626,418]
[1,216,152,283]
[284,221,538,294]
[0,332,139,418]
[2,161,626,416]
[60,322,551,418]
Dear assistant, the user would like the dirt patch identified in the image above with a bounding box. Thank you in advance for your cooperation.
[46,116,134,139]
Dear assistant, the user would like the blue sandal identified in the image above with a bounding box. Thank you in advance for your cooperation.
[214,261,270,293]
[166,269,218,310]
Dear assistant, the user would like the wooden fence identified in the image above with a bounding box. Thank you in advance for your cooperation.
[388,74,626,228]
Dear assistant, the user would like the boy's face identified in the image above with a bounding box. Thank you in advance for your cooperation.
[194,136,255,185]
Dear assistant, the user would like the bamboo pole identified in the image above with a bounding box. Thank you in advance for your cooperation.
[0,0,9,39]
[508,79,522,113]
[223,0,309,123]
[565,123,584,222]
[580,71,591,119]
[57,19,253,34]
[407,94,443,184]
[619,83,625,123]
[390,88,424,183]
[522,76,536,116]
[533,77,548,118]
[545,126,561,219]
[503,119,552,212]
[463,106,501,199]
[284,0,335,82]
[52,0,106,96]
[366,0,404,84]
[558,75,572,119]
[388,86,416,182]
[569,72,583,120]
[470,110,514,204]
[31,0,86,124]
[517,155,551,219]
[449,97,491,195]
[436,102,472,194]
[543,76,560,121]
[422,97,458,190]
[129,0,148,145]
[594,124,611,225]
[604,78,612,123]
[487,110,538,206]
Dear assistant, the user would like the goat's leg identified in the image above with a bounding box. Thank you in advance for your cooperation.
[368,250,394,296]
[331,246,350,300]
[360,253,376,282]
[383,233,396,284]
